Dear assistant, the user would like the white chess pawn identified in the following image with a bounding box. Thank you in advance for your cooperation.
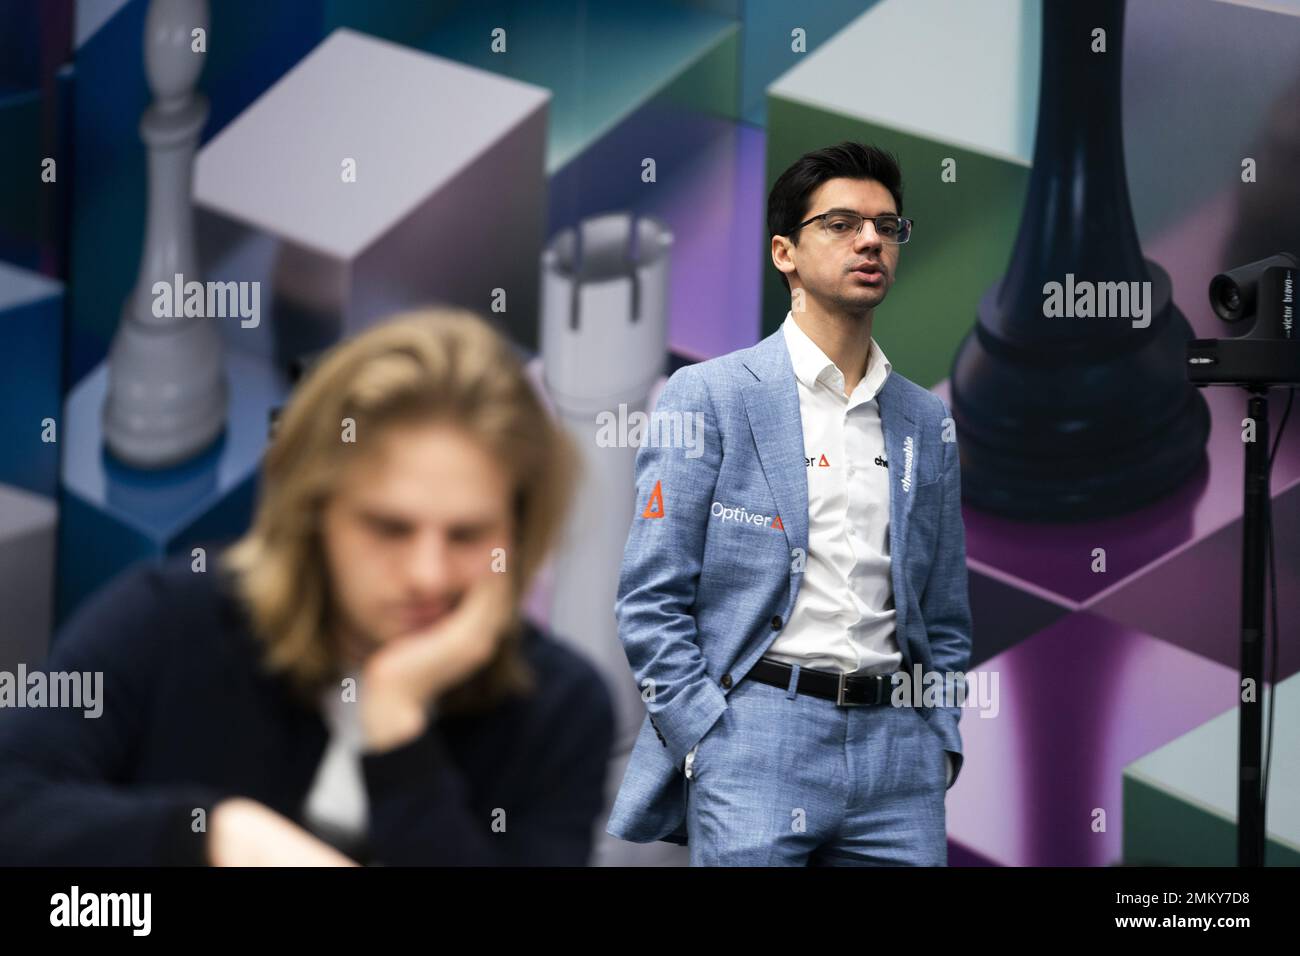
[103,0,227,468]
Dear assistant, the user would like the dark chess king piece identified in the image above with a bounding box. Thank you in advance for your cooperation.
[949,0,1210,520]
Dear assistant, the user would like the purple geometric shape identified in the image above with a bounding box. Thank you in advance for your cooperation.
[1091,477,1300,679]
[933,379,1300,608]
[967,569,1070,668]
[945,611,1238,866]
[1143,188,1240,341]
[659,122,766,363]
[948,840,1000,868]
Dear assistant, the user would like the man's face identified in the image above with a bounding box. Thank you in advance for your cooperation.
[775,176,902,314]
[321,421,514,654]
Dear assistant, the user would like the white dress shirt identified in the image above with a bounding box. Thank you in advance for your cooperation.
[765,312,903,676]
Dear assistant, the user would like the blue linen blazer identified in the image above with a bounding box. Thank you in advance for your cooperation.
[606,325,973,845]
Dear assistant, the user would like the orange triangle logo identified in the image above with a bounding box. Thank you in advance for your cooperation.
[818,453,830,467]
[771,514,784,531]
[641,480,665,519]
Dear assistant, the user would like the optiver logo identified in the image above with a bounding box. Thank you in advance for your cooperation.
[711,501,784,531]
[641,480,665,519]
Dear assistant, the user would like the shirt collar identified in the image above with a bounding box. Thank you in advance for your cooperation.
[781,311,892,400]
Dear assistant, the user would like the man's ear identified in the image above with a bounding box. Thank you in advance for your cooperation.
[771,234,797,281]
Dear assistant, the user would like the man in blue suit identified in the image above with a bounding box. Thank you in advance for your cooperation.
[606,142,973,865]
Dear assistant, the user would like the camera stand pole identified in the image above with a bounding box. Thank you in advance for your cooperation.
[1238,388,1269,867]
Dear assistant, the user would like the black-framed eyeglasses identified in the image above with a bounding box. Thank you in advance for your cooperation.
[793,211,913,244]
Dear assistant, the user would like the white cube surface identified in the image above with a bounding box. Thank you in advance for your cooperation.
[194,28,551,260]
[769,0,1041,165]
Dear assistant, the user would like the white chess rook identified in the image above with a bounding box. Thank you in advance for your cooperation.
[541,212,681,865]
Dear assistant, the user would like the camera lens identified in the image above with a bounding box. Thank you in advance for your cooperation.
[1209,274,1245,323]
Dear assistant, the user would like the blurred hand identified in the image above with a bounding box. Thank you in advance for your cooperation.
[359,570,515,751]
[207,797,359,867]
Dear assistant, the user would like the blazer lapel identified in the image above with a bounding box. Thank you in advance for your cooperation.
[878,372,919,657]
[740,331,808,561]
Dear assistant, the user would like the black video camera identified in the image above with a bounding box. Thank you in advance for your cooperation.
[1188,253,1299,387]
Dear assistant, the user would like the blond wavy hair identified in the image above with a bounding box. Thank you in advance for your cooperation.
[222,307,578,714]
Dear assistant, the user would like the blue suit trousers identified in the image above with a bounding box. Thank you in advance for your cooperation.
[685,669,948,866]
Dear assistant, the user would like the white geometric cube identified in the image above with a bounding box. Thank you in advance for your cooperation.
[194,28,551,353]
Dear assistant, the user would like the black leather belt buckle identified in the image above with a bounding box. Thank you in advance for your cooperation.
[837,672,886,706]
[836,672,853,706]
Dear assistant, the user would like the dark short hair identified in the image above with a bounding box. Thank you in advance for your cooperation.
[767,141,904,291]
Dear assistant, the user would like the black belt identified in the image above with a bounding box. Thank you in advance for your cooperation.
[748,657,901,706]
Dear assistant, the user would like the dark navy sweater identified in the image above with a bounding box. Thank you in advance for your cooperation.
[0,556,615,866]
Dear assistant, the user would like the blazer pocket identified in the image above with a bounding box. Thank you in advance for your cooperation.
[708,528,786,579]
[688,708,729,781]
[907,479,943,547]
